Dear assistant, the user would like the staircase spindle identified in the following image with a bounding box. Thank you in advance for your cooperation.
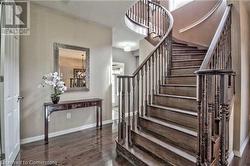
[121,78,126,145]
[141,68,144,116]
[132,78,135,130]
[145,62,148,115]
[137,75,140,118]
[118,77,121,142]
[127,77,132,146]
[149,57,152,104]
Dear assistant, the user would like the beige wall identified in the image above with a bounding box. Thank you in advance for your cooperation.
[172,0,226,47]
[112,47,137,75]
[230,0,250,157]
[139,38,154,64]
[20,3,112,140]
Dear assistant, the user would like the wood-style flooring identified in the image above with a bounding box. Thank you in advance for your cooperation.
[17,122,250,166]
[231,143,250,166]
[17,122,130,166]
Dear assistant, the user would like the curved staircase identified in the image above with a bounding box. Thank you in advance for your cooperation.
[116,1,234,165]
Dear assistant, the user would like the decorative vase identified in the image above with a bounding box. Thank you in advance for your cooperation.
[51,95,60,104]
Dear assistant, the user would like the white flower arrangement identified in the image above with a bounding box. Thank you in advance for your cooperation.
[39,72,67,97]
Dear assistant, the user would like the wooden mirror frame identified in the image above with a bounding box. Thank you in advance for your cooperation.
[53,42,90,92]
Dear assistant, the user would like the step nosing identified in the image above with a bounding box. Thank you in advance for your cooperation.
[160,84,197,87]
[156,94,197,100]
[135,130,197,163]
[141,116,197,137]
[170,75,196,77]
[173,59,203,62]
[149,104,197,116]
[171,66,200,69]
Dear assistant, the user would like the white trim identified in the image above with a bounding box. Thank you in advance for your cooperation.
[228,151,234,164]
[234,136,249,157]
[124,15,147,36]
[21,120,113,144]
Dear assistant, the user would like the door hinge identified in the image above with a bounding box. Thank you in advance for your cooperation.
[0,76,3,82]
[0,153,5,161]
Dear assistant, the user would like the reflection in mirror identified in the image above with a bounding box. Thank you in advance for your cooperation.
[54,43,90,91]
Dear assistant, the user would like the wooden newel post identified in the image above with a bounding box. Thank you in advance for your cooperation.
[219,74,229,165]
[196,74,202,165]
[121,78,126,145]
[118,77,122,143]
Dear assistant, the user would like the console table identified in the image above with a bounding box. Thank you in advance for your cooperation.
[44,98,102,144]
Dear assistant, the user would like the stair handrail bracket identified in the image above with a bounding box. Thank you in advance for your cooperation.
[196,5,234,166]
[117,0,174,148]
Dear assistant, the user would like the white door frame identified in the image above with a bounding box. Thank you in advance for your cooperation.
[0,1,21,165]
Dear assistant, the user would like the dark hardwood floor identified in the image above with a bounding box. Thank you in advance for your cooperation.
[231,143,250,166]
[17,122,250,166]
[17,122,131,166]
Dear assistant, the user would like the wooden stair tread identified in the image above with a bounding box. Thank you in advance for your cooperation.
[171,66,200,69]
[172,59,203,62]
[133,130,197,163]
[116,139,167,166]
[160,84,196,87]
[173,52,206,56]
[173,48,207,51]
[155,93,196,100]
[149,104,198,116]
[141,116,197,137]
[168,74,196,78]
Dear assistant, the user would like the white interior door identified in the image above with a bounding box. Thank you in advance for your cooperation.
[1,3,20,164]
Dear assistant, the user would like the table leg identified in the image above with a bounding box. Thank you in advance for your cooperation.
[96,106,99,128]
[44,106,49,144]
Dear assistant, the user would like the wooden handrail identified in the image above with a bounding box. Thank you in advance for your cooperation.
[199,5,232,70]
[124,1,173,76]
[195,69,234,75]
[179,0,223,33]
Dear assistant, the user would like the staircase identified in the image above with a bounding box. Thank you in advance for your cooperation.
[116,1,235,166]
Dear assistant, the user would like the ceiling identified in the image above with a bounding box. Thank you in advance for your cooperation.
[33,0,144,51]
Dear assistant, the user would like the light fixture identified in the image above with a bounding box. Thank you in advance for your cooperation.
[124,46,131,52]
[117,41,136,52]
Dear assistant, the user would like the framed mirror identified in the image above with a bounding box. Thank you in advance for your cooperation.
[54,43,90,92]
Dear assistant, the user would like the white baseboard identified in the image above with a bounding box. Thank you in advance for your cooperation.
[234,136,249,157]
[228,151,234,164]
[21,119,113,144]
